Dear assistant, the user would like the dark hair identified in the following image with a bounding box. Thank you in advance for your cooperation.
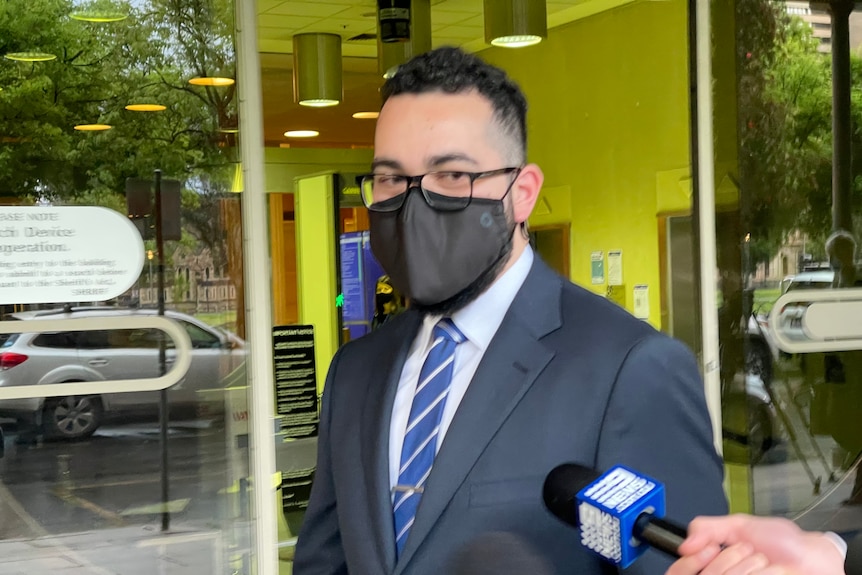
[381,46,528,164]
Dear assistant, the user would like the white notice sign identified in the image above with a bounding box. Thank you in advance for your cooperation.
[633,284,649,320]
[607,250,623,286]
[0,206,145,304]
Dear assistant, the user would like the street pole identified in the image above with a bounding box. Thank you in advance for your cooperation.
[155,169,170,532]
[827,0,854,233]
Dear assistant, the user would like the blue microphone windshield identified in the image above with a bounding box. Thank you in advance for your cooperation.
[576,465,667,568]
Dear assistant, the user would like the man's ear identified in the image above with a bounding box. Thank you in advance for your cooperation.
[512,163,544,224]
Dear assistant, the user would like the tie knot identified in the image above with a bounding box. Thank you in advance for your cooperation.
[434,318,465,344]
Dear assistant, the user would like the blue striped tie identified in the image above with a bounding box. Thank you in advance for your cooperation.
[393,318,465,557]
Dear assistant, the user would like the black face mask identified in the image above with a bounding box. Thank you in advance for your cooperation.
[369,189,515,309]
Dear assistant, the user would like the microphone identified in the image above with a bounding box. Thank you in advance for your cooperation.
[543,463,688,568]
[450,531,554,575]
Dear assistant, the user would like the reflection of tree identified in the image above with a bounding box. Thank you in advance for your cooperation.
[0,0,242,313]
[737,0,861,262]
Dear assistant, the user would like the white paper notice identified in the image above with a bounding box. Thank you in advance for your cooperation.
[590,251,604,285]
[0,206,145,304]
[633,284,649,319]
[607,250,623,286]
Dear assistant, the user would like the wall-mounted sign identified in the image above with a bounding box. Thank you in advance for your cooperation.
[608,250,623,286]
[591,251,604,285]
[633,284,650,320]
[272,325,319,439]
[0,206,144,304]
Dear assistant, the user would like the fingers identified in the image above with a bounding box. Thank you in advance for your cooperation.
[667,543,784,575]
[681,515,750,552]
[666,544,721,575]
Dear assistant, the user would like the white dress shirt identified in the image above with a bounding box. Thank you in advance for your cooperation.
[388,246,535,494]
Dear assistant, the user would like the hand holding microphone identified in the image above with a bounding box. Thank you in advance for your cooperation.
[665,514,848,575]
[543,462,850,575]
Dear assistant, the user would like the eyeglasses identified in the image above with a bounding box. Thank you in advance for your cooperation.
[356,167,521,212]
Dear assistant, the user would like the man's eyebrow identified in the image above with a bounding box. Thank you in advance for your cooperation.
[428,153,478,168]
[371,158,402,172]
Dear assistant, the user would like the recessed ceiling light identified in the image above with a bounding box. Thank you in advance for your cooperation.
[125,104,166,112]
[74,124,112,131]
[352,111,379,119]
[189,77,235,87]
[5,52,56,62]
[70,11,128,22]
[284,130,319,138]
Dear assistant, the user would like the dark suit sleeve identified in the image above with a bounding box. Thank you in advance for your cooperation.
[595,335,728,575]
[293,350,348,575]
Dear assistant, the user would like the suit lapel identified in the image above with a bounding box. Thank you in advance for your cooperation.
[361,310,423,574]
[393,259,563,574]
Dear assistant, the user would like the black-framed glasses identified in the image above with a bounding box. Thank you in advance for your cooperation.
[356,167,521,212]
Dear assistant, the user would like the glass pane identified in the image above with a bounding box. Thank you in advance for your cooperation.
[713,0,862,536]
[0,0,254,573]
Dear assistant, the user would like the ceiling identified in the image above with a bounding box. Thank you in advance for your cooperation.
[257,0,623,148]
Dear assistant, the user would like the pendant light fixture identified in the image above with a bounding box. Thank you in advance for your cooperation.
[484,0,547,48]
[293,33,343,108]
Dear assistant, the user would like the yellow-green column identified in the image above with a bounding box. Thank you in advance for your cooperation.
[294,173,338,395]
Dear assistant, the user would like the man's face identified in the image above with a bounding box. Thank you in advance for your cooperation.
[373,90,525,209]
[370,89,543,315]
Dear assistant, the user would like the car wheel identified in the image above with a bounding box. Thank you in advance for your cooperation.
[746,339,773,387]
[43,395,103,440]
[746,396,775,464]
[722,392,775,465]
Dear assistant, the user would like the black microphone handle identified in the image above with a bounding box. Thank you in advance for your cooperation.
[633,514,686,558]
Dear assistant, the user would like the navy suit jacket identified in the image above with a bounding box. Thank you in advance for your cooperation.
[294,257,728,574]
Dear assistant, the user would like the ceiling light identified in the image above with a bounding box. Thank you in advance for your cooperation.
[5,52,56,62]
[300,99,340,108]
[491,35,543,48]
[125,104,166,112]
[70,11,128,22]
[74,124,112,131]
[293,33,342,108]
[484,0,547,48]
[284,130,319,138]
[352,111,379,119]
[188,77,235,87]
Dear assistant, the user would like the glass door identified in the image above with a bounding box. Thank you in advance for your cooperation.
[0,0,260,572]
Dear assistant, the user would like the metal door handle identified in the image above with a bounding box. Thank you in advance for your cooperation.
[88,359,109,367]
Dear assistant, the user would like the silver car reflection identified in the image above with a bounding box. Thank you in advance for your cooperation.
[0,306,245,440]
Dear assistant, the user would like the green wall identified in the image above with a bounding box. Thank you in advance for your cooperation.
[482,0,691,328]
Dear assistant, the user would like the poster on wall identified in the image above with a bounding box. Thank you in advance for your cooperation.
[590,251,604,284]
[633,284,650,320]
[339,231,386,341]
[272,325,319,439]
[607,250,623,286]
[281,468,315,513]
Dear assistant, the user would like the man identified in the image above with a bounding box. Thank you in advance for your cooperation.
[665,514,846,575]
[294,46,727,575]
